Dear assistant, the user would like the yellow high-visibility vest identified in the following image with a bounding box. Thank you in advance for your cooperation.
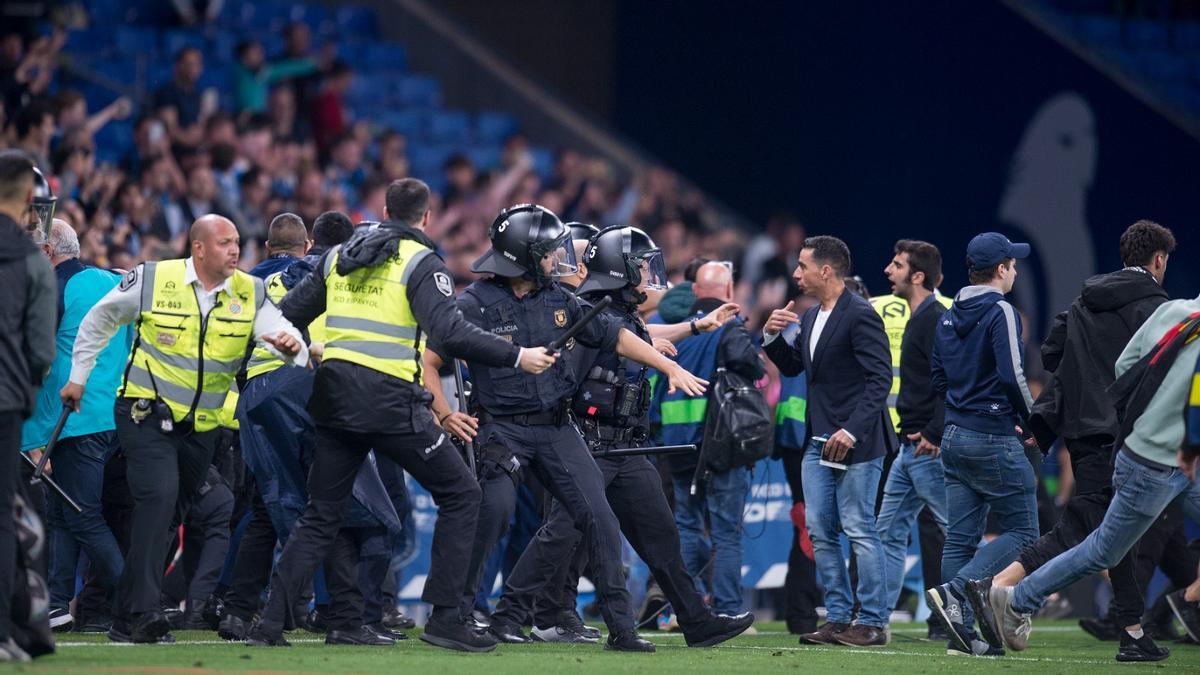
[121,259,263,432]
[871,293,953,432]
[321,238,433,383]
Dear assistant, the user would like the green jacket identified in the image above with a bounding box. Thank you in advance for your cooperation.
[234,59,317,113]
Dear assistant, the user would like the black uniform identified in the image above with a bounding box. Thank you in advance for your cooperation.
[489,298,715,634]
[253,223,521,637]
[453,277,638,636]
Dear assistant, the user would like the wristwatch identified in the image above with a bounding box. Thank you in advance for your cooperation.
[689,318,700,335]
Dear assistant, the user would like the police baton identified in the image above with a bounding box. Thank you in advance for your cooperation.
[33,404,71,480]
[546,296,612,355]
[592,444,696,459]
[22,452,82,514]
[451,358,476,475]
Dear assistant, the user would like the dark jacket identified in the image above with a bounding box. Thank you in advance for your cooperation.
[1029,267,1168,448]
[279,221,520,432]
[0,213,56,416]
[764,289,893,463]
[932,285,1033,437]
[897,295,947,444]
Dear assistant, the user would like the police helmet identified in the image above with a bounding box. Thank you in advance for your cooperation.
[567,222,600,244]
[576,225,668,295]
[471,203,578,279]
[28,166,56,243]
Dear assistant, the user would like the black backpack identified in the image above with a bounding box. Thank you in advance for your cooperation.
[699,333,773,474]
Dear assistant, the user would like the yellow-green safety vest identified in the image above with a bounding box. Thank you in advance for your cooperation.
[321,238,432,383]
[870,292,953,433]
[244,270,327,379]
[120,259,264,432]
[217,387,240,430]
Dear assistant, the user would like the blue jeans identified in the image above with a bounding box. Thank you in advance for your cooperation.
[46,431,124,611]
[876,442,948,612]
[801,440,888,627]
[1013,449,1200,614]
[939,424,1038,626]
[673,466,749,614]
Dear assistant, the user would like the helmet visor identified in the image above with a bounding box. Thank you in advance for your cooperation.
[632,249,668,291]
[27,199,55,243]
[535,232,578,278]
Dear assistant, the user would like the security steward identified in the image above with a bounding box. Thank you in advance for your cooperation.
[243,179,556,653]
[424,204,709,653]
[481,225,756,648]
[62,214,307,644]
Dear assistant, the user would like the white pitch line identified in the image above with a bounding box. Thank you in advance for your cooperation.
[710,644,1200,669]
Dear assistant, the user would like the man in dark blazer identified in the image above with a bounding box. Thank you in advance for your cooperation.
[763,235,893,648]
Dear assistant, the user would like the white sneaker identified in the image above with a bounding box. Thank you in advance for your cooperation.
[49,607,75,632]
[530,625,599,644]
[990,583,1032,651]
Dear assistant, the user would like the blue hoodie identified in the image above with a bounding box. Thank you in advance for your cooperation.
[931,285,1034,437]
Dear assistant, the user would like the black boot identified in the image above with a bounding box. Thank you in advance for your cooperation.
[421,614,499,653]
[1116,632,1169,662]
[605,630,656,652]
[685,612,755,648]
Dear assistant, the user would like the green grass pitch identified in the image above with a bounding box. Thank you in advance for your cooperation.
[12,621,1200,673]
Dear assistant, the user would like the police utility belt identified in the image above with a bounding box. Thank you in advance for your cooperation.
[127,397,192,435]
[572,365,650,449]
[477,401,570,426]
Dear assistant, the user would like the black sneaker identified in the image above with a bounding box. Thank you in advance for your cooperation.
[558,608,602,640]
[1166,590,1200,643]
[1079,616,1121,642]
[245,622,291,647]
[685,612,755,648]
[218,613,250,641]
[605,630,656,652]
[326,626,395,646]
[108,617,175,644]
[421,615,499,652]
[926,620,950,642]
[382,607,416,630]
[1116,632,1169,662]
[74,615,114,633]
[365,622,408,640]
[48,607,74,632]
[964,578,1003,651]
[132,611,173,643]
[946,635,1005,657]
[486,619,531,644]
[925,584,971,654]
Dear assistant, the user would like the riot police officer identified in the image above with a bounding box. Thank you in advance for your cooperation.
[243,179,556,653]
[482,225,755,647]
[432,204,708,652]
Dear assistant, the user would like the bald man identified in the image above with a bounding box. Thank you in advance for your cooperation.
[63,214,307,644]
[661,261,765,618]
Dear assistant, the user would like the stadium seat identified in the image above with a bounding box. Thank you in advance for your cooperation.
[336,6,379,39]
[429,111,471,143]
[163,30,207,60]
[1124,19,1169,50]
[397,75,441,107]
[466,146,503,171]
[114,26,159,58]
[475,111,518,143]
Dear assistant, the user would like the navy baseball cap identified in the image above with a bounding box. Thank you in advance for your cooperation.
[966,232,1030,271]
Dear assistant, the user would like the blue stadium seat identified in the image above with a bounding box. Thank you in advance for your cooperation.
[114,26,159,58]
[336,6,378,39]
[378,109,428,138]
[475,111,518,143]
[90,58,139,88]
[528,146,555,179]
[209,32,237,64]
[429,111,471,143]
[93,120,134,159]
[465,146,503,171]
[397,75,441,107]
[357,43,409,73]
[1172,23,1200,53]
[1125,19,1169,49]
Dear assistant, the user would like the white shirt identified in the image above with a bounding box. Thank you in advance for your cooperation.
[70,257,308,386]
[809,308,833,361]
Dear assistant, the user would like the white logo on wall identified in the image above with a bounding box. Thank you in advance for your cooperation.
[999,92,1097,337]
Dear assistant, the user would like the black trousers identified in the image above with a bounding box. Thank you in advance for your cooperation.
[781,451,821,632]
[112,400,220,618]
[463,421,635,634]
[0,411,21,641]
[223,481,276,621]
[160,477,234,611]
[1132,505,1200,596]
[259,419,479,633]
[1016,435,1145,626]
[493,453,712,632]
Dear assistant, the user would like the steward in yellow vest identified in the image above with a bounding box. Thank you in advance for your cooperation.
[871,291,953,433]
[247,178,556,652]
[62,215,306,641]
